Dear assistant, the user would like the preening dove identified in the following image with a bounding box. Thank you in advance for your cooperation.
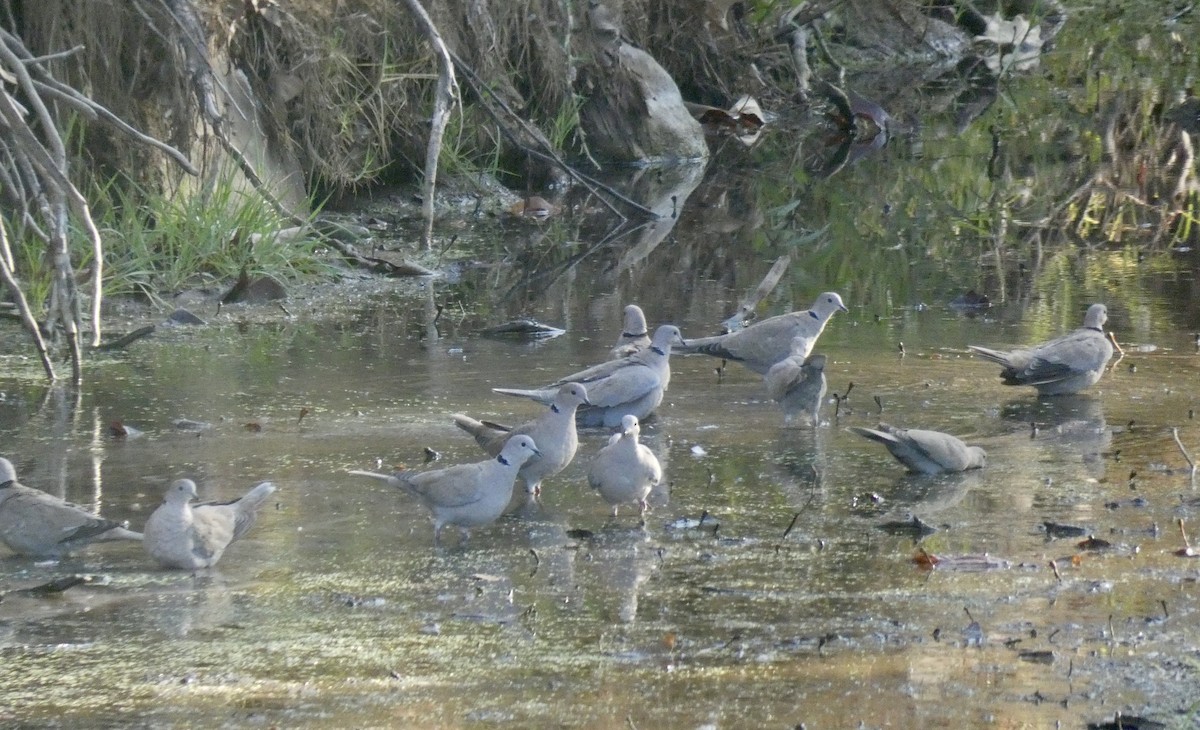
[610,304,652,358]
[493,325,685,428]
[848,423,987,475]
[764,348,827,427]
[677,292,847,374]
[969,303,1114,396]
[453,382,589,497]
[350,435,540,546]
[588,415,662,517]
[0,457,142,558]
[144,479,277,569]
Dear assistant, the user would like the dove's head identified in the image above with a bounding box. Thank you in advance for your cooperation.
[967,446,988,469]
[812,292,848,319]
[554,382,591,408]
[165,478,199,504]
[620,414,641,439]
[622,304,648,337]
[1084,303,1107,330]
[804,353,828,372]
[650,325,686,352]
[501,435,541,466]
[0,457,15,484]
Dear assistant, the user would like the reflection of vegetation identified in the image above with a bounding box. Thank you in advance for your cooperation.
[702,1,1199,324]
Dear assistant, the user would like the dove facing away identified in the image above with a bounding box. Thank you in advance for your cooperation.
[968,303,1114,396]
[677,292,848,374]
[350,435,540,546]
[452,383,589,497]
[764,348,827,427]
[610,304,652,358]
[0,457,142,558]
[143,479,277,569]
[493,325,685,428]
[848,423,987,475]
[588,415,662,517]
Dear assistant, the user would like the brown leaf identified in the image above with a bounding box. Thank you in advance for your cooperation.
[244,422,262,433]
[913,548,940,569]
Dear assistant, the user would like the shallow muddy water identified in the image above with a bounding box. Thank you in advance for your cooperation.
[2,263,1200,728]
[5,2,1200,722]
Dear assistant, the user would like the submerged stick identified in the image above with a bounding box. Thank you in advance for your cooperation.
[1172,427,1195,472]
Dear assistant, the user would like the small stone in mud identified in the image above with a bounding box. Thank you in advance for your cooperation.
[165,308,206,326]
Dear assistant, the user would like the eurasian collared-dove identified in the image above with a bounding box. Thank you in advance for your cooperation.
[764,347,827,427]
[588,415,662,517]
[493,325,685,428]
[143,479,277,569]
[847,423,987,474]
[0,457,142,558]
[969,303,1113,396]
[677,292,848,374]
[452,382,589,497]
[350,435,540,546]
[611,304,651,358]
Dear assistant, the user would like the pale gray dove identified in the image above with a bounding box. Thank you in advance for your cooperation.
[969,303,1114,396]
[764,348,827,427]
[143,479,277,569]
[452,382,589,497]
[677,291,847,374]
[349,435,540,546]
[0,457,142,558]
[588,415,662,517]
[847,423,986,475]
[610,304,651,358]
[493,324,685,428]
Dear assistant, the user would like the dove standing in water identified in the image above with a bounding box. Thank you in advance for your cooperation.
[764,347,827,427]
[493,325,685,428]
[610,304,652,358]
[452,383,589,497]
[0,457,142,558]
[677,292,848,374]
[143,479,277,569]
[969,303,1114,396]
[588,415,662,518]
[350,435,540,546]
[847,423,987,475]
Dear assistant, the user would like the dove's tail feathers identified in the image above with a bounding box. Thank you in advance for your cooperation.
[236,482,278,514]
[98,526,143,542]
[847,425,900,447]
[491,387,551,403]
[967,345,1012,367]
[677,337,739,362]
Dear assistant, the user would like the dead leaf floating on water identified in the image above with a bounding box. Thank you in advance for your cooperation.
[914,549,1011,571]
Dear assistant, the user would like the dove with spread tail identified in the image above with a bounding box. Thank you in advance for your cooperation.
[350,435,540,546]
[143,479,277,569]
[969,303,1114,396]
[0,457,142,558]
[677,292,847,375]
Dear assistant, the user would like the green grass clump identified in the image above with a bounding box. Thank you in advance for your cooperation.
[87,171,331,305]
